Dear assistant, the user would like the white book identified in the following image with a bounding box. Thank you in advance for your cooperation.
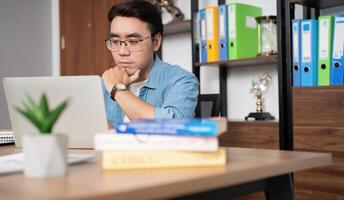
[94,133,219,152]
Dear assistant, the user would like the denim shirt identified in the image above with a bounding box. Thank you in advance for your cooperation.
[102,55,199,127]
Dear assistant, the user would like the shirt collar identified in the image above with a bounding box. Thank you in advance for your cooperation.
[144,54,163,89]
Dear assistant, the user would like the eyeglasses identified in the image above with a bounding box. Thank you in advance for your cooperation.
[105,35,151,52]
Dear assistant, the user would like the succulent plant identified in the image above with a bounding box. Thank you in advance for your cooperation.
[16,93,69,134]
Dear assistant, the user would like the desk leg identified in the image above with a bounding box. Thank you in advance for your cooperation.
[265,174,295,200]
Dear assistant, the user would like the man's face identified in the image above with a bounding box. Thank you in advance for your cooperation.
[109,17,160,76]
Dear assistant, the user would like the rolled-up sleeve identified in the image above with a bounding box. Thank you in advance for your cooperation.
[155,73,199,119]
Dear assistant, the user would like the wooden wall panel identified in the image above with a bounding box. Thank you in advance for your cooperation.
[293,86,344,128]
[293,87,344,200]
[294,189,344,200]
[219,121,279,149]
[294,128,344,200]
[294,127,344,153]
[295,167,344,195]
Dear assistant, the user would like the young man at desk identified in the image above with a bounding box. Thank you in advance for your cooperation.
[101,0,199,127]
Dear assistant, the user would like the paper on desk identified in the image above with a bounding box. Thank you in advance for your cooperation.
[0,153,95,175]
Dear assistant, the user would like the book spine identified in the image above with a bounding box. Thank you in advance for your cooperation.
[94,134,219,152]
[102,148,227,170]
[116,123,218,137]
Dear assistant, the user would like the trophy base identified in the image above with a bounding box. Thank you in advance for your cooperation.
[245,112,275,121]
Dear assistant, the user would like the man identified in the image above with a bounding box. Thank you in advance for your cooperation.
[102,0,199,127]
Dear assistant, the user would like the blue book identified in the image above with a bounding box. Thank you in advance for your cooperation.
[115,118,227,137]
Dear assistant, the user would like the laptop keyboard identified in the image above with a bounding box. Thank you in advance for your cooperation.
[0,129,15,145]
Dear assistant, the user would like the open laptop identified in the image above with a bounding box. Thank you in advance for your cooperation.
[3,76,108,149]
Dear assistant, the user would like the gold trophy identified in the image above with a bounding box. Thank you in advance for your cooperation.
[245,73,275,120]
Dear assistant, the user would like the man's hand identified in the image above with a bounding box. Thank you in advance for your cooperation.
[102,66,141,93]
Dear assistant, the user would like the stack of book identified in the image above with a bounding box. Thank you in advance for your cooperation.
[94,118,228,170]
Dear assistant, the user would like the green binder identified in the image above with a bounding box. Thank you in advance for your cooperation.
[228,3,262,60]
[318,16,334,86]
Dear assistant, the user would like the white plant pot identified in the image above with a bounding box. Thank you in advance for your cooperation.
[22,134,68,178]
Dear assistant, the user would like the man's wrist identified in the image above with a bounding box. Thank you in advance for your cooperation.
[110,83,128,101]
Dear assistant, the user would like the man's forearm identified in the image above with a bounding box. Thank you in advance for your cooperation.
[114,90,155,120]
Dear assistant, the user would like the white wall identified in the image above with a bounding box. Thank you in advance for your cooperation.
[162,0,193,72]
[162,32,193,72]
[0,0,54,128]
[162,0,279,120]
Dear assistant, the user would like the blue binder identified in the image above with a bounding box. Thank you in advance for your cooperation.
[301,20,318,86]
[292,19,302,87]
[199,9,207,63]
[218,5,228,61]
[330,14,344,85]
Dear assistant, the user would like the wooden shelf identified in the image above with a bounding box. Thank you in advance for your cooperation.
[293,85,344,128]
[163,20,191,36]
[220,120,279,149]
[292,85,344,91]
[195,55,278,68]
[228,119,279,124]
[290,0,344,9]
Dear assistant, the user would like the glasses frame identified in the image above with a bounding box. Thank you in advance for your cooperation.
[105,35,152,52]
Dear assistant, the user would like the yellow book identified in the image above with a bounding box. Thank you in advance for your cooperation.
[102,148,227,170]
[206,6,219,62]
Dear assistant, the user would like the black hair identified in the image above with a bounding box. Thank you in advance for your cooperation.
[108,0,163,36]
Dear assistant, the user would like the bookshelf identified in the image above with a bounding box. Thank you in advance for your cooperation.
[190,0,343,199]
[163,20,191,35]
[279,0,344,199]
[190,0,279,118]
[278,0,344,149]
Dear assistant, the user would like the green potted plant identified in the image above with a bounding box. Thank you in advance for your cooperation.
[16,93,69,178]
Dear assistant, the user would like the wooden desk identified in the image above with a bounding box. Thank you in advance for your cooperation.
[0,145,331,200]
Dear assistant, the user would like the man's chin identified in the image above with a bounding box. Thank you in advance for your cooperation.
[126,69,137,76]
[118,66,135,74]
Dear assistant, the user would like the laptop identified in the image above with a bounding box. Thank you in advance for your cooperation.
[3,76,108,149]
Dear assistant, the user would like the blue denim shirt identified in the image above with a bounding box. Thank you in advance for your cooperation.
[102,55,199,127]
